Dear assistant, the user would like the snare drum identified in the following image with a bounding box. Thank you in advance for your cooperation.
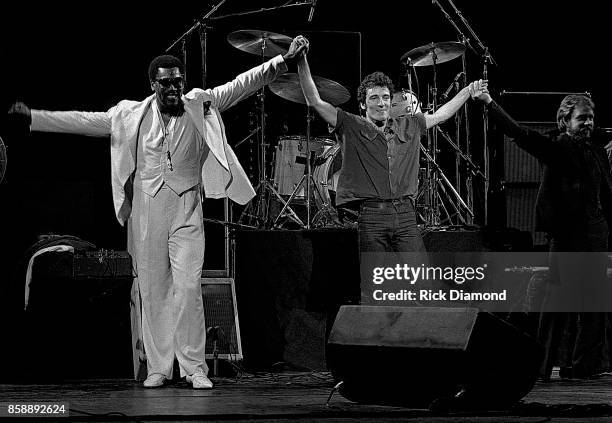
[273,135,334,197]
[390,89,421,119]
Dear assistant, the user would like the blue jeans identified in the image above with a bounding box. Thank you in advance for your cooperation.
[357,200,425,253]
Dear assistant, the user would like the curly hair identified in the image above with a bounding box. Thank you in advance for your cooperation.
[556,94,594,131]
[148,55,184,82]
[357,72,394,107]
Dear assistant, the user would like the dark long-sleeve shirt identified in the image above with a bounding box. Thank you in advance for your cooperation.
[487,100,612,238]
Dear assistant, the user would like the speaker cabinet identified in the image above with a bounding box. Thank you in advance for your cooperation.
[202,278,243,360]
[503,121,556,246]
[23,251,134,380]
[327,306,543,409]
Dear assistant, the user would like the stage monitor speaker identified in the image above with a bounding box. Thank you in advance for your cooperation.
[327,306,543,409]
[202,278,243,361]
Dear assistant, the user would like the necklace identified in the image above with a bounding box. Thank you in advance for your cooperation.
[159,112,176,172]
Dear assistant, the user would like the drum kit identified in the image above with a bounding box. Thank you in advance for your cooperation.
[399,40,486,227]
[226,29,484,230]
[229,29,351,229]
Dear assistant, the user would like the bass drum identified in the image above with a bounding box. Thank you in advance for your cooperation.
[311,143,358,228]
[273,135,333,199]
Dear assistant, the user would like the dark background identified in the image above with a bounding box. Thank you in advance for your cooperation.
[0,0,609,275]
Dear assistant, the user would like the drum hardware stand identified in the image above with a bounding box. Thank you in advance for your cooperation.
[432,0,496,225]
[438,70,466,214]
[437,127,485,181]
[420,144,473,225]
[425,44,441,227]
[238,36,304,229]
[405,58,415,109]
[273,107,335,229]
[442,0,496,224]
[482,48,492,225]
[459,37,474,224]
[435,126,487,224]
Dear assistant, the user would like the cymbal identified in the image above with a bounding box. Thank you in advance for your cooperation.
[269,73,350,106]
[401,41,465,67]
[227,29,292,57]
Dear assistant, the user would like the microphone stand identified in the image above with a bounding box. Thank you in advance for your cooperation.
[434,0,496,225]
[200,1,313,23]
[165,1,313,77]
[444,0,497,66]
[432,0,478,225]
[431,0,477,55]
[166,0,229,54]
[443,0,496,225]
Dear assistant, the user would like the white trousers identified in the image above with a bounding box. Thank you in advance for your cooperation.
[129,184,207,378]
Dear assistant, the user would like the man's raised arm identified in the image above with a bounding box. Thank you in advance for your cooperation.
[297,53,338,127]
[425,79,487,129]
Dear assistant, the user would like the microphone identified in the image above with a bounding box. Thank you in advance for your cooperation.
[308,0,318,22]
[440,71,464,101]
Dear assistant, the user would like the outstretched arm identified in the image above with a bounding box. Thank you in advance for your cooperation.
[472,86,555,163]
[425,79,487,129]
[297,53,338,127]
[8,101,111,137]
[205,35,310,113]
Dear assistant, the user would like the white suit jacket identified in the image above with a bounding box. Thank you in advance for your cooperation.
[31,55,287,225]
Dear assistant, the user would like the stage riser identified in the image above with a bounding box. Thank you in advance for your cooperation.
[233,228,531,370]
[234,230,360,370]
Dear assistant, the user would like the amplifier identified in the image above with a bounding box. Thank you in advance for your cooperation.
[73,250,133,279]
[202,278,243,361]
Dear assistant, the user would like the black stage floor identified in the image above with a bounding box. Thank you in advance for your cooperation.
[1,370,611,422]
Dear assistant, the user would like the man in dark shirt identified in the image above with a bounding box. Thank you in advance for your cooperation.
[474,90,612,379]
[297,51,486,253]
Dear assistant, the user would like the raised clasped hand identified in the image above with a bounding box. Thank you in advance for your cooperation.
[469,79,489,100]
[285,35,310,60]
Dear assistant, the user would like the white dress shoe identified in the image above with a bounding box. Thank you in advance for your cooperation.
[186,368,213,389]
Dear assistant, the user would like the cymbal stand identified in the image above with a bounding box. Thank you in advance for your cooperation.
[239,37,303,228]
[406,59,415,105]
[459,37,474,224]
[420,144,472,225]
[273,107,334,229]
[427,44,441,226]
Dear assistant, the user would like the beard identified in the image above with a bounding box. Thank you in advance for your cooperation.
[568,126,592,142]
[159,101,185,116]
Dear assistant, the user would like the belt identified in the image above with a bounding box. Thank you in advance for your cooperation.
[361,196,412,209]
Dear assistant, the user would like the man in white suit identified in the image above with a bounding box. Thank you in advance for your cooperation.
[8,35,309,389]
